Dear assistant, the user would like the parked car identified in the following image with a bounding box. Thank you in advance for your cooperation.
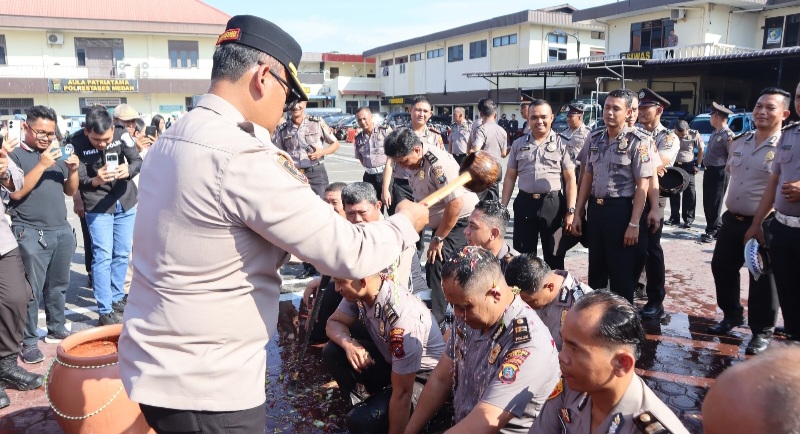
[660,111,694,129]
[64,115,86,138]
[385,112,411,128]
[689,111,754,145]
[551,102,602,133]
[332,113,386,140]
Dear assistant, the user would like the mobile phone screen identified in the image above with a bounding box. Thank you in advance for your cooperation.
[105,153,119,172]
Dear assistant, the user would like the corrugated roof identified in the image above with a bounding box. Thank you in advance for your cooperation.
[364,9,603,57]
[0,0,230,25]
[646,45,800,65]
[573,0,767,22]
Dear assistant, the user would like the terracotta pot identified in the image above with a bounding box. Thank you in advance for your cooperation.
[46,324,154,434]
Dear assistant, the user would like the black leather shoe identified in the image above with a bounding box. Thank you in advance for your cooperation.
[700,233,714,243]
[0,388,8,409]
[682,222,693,229]
[639,304,664,319]
[746,332,772,355]
[0,356,44,391]
[665,218,679,226]
[707,317,745,335]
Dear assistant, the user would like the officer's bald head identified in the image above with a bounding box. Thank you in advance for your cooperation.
[703,344,800,434]
[442,246,503,297]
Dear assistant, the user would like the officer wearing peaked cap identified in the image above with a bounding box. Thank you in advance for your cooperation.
[560,104,590,179]
[520,94,533,136]
[118,15,429,433]
[701,102,736,243]
[670,120,704,228]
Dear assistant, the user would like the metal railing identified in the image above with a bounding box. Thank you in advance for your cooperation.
[652,42,757,60]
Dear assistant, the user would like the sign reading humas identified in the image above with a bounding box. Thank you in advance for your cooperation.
[49,79,139,93]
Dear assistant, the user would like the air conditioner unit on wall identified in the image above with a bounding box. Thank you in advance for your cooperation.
[670,9,686,20]
[47,33,64,45]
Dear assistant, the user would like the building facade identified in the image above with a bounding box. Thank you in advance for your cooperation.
[298,53,382,114]
[0,0,228,117]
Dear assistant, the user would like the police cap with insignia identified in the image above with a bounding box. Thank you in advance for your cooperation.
[709,101,733,117]
[637,88,671,109]
[520,94,534,106]
[659,166,690,197]
[216,15,309,106]
[567,104,584,115]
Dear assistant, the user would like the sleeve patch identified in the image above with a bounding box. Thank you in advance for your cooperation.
[275,154,308,184]
[498,349,529,384]
[389,327,405,358]
[433,166,447,185]
[548,378,564,400]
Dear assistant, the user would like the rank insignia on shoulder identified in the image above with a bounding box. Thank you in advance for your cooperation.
[578,392,589,410]
[488,343,502,364]
[307,116,320,122]
[733,131,751,141]
[512,318,531,344]
[386,305,399,325]
[608,413,623,434]
[424,151,438,165]
[548,378,564,400]
[560,408,571,424]
[374,302,382,319]
[275,154,308,185]
[561,309,568,326]
[634,411,672,434]
[782,120,800,131]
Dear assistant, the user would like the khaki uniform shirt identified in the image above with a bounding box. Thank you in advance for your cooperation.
[772,123,800,216]
[449,296,560,434]
[675,130,704,163]
[508,130,574,194]
[0,159,23,256]
[416,126,444,150]
[354,125,391,170]
[273,115,336,169]
[584,127,654,198]
[473,121,509,161]
[648,124,680,167]
[530,376,690,434]
[536,271,593,352]
[561,124,590,166]
[470,117,484,143]
[119,94,420,412]
[704,127,735,167]
[497,242,519,275]
[449,120,472,155]
[337,279,444,374]
[725,131,779,216]
[407,143,478,229]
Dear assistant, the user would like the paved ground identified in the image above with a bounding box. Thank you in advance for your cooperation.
[0,138,784,434]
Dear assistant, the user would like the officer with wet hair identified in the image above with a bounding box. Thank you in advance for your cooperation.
[404,246,559,434]
[505,254,593,351]
[464,199,518,274]
[530,291,689,434]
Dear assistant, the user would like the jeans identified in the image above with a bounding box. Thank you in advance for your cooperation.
[86,202,136,314]
[13,225,76,346]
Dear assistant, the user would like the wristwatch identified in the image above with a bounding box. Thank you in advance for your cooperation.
[628,222,639,228]
[567,207,576,215]
[432,236,444,244]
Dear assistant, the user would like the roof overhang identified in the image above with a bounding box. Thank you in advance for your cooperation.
[0,15,225,35]
[573,0,767,22]
[339,90,384,96]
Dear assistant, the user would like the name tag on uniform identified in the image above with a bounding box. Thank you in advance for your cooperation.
[733,151,742,157]
[782,144,793,150]
[590,146,598,152]
[520,146,530,151]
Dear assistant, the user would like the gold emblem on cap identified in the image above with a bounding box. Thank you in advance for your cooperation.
[639,91,645,99]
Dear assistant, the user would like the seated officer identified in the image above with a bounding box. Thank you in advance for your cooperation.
[323,272,445,434]
[405,246,559,434]
[464,199,518,274]
[530,291,689,434]
[505,254,593,351]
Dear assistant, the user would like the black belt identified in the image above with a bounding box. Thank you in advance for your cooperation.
[520,190,558,200]
[727,212,753,222]
[590,196,632,206]
[300,163,324,173]
[705,165,725,170]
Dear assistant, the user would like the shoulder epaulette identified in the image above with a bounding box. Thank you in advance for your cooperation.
[558,131,571,141]
[424,151,438,166]
[633,411,674,434]
[733,131,752,141]
[629,127,650,140]
[377,123,389,130]
[511,317,531,344]
[782,121,800,131]
[689,129,699,135]
[590,127,605,136]
[428,125,441,134]
[450,122,458,127]
[307,116,320,122]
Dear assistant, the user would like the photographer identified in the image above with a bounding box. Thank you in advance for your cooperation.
[72,106,142,326]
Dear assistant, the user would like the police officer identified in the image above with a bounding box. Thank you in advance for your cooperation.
[355,106,391,205]
[701,102,735,243]
[509,114,519,140]
[635,88,678,317]
[670,120,704,228]
[405,247,560,434]
[448,107,471,166]
[505,254,593,351]
[473,100,509,201]
[571,89,654,303]
[560,104,590,180]
[384,127,478,327]
[118,16,429,433]
[464,199,518,274]
[707,87,789,355]
[324,273,444,434]
[468,98,490,147]
[746,81,800,343]
[531,291,690,434]
[503,98,576,270]
[520,95,533,136]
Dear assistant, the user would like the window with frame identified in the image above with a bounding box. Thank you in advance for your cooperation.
[548,48,567,61]
[630,19,674,52]
[395,55,408,64]
[399,63,406,74]
[74,38,124,67]
[427,48,444,59]
[169,41,199,68]
[329,67,340,78]
[0,35,6,65]
[469,40,487,59]
[380,59,394,67]
[448,45,463,62]
[784,14,800,48]
[410,52,424,62]
[492,34,517,47]
[548,34,567,44]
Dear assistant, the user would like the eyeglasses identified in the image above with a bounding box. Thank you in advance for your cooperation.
[27,125,57,141]
[258,61,303,112]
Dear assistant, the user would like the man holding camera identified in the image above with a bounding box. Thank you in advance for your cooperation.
[72,106,142,326]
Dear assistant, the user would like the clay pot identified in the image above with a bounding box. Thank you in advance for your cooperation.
[46,324,154,434]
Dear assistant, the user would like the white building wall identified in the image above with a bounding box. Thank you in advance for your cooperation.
[756,6,800,49]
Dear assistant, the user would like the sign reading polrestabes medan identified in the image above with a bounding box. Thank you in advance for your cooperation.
[49,78,139,93]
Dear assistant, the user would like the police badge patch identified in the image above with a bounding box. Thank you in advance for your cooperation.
[389,327,405,358]
[276,154,308,184]
[546,141,557,152]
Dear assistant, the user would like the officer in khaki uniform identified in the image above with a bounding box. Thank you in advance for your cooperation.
[384,127,479,326]
[670,121,705,227]
[520,95,533,136]
[448,107,472,166]
[406,247,560,434]
[708,88,789,355]
[354,107,392,204]
[273,101,340,197]
[473,100,509,201]
[463,199,519,274]
[701,102,736,243]
[559,104,590,179]
[505,254,593,351]
[530,291,689,434]
[503,99,576,270]
[118,16,429,433]
[571,89,654,303]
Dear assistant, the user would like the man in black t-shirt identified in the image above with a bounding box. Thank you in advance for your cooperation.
[7,105,79,364]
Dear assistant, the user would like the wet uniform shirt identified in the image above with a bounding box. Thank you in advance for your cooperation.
[354,125,391,170]
[560,124,590,166]
[772,123,800,217]
[531,376,690,434]
[675,130,704,163]
[704,127,735,167]
[338,279,444,373]
[449,120,472,155]
[583,127,654,198]
[725,131,780,216]
[508,130,574,194]
[448,296,560,434]
[273,115,336,169]
[535,271,593,352]
[473,121,509,161]
[406,143,478,229]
